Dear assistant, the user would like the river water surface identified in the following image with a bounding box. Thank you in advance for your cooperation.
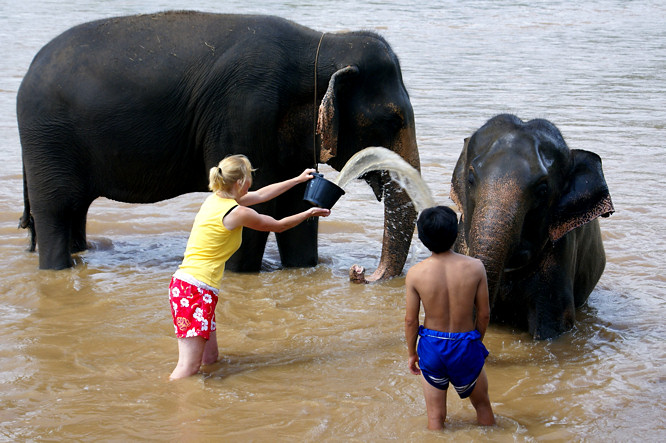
[1,0,664,441]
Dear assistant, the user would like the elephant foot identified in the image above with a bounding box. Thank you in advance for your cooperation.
[349,264,368,284]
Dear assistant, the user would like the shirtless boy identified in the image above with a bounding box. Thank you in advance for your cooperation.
[405,206,495,429]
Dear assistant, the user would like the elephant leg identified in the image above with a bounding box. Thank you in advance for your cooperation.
[527,275,576,339]
[528,235,598,338]
[276,217,318,267]
[33,205,74,270]
[274,185,318,268]
[226,229,269,272]
[69,204,89,253]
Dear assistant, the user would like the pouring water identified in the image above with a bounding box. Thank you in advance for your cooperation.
[335,147,435,213]
[334,147,436,282]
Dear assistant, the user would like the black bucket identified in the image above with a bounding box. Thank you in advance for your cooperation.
[303,172,345,209]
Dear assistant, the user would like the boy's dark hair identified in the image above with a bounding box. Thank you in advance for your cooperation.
[417,206,458,253]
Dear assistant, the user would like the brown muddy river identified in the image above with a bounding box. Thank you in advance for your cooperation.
[1,0,664,441]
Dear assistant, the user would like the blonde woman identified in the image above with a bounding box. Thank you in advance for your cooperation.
[169,155,330,379]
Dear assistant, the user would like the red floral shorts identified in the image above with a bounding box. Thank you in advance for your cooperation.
[169,276,218,340]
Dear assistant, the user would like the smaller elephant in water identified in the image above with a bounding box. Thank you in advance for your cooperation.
[451,114,614,339]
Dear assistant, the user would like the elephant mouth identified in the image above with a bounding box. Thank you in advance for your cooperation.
[360,170,386,202]
[503,250,531,273]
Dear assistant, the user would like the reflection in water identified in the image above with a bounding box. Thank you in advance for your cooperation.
[0,0,664,440]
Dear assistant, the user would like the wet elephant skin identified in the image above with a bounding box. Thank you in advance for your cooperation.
[17,11,420,277]
[451,114,614,339]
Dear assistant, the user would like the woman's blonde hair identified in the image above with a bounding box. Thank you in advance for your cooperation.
[209,154,255,193]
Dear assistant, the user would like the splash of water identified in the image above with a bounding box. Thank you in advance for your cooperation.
[334,147,436,213]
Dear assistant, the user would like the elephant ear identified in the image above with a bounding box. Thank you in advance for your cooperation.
[549,149,615,242]
[317,65,359,162]
[450,136,470,212]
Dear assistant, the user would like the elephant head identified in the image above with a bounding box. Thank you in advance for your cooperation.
[315,32,420,283]
[451,114,613,336]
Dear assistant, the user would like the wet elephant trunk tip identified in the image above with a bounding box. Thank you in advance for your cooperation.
[349,264,369,283]
[349,256,391,284]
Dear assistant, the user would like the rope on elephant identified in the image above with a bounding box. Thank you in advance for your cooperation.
[313,32,325,172]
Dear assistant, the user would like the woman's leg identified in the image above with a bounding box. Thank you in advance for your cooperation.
[201,330,219,365]
[170,336,206,379]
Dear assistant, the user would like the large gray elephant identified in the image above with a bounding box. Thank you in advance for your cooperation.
[450,114,614,339]
[17,11,419,281]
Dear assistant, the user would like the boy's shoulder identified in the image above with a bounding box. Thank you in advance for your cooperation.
[452,253,485,275]
[405,256,435,281]
[445,249,479,263]
[407,252,484,275]
[456,251,483,264]
[405,258,426,277]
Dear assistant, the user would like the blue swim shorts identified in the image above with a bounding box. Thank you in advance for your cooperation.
[417,326,489,398]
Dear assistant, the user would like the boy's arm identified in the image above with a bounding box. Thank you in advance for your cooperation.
[474,261,491,341]
[405,271,421,375]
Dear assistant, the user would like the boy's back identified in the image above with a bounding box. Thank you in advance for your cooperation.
[406,251,489,338]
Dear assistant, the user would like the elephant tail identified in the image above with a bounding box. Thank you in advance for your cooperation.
[18,164,36,252]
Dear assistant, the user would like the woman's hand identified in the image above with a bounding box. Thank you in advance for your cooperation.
[297,168,318,183]
[308,207,330,217]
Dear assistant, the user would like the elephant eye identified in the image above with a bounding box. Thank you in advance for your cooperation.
[384,111,404,132]
[535,183,549,201]
[467,168,476,186]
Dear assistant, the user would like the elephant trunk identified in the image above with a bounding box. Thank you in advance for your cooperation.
[366,181,417,282]
[467,184,524,308]
[350,127,420,283]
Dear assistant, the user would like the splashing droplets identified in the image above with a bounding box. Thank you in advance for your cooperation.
[335,147,436,213]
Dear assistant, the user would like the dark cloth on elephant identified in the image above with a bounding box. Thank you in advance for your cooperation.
[417,326,489,398]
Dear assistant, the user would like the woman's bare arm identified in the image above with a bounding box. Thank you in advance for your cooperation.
[223,205,329,232]
[236,169,316,206]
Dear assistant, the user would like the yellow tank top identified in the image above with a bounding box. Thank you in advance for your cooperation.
[178,194,243,289]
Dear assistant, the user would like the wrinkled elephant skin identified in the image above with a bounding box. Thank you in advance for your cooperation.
[451,114,614,339]
[17,11,420,277]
